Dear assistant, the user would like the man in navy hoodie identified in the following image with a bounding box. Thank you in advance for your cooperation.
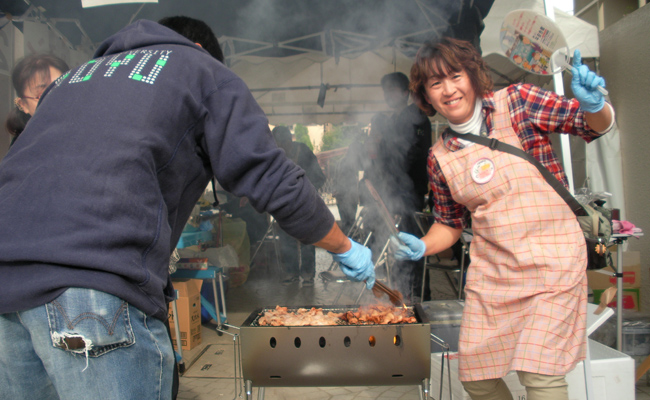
[0,16,374,399]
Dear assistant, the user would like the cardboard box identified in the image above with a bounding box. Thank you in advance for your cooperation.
[587,251,641,290]
[593,288,640,311]
[176,257,209,270]
[169,279,202,351]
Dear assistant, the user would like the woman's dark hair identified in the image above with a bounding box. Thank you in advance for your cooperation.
[410,37,493,116]
[5,109,30,145]
[5,54,69,142]
[158,16,224,63]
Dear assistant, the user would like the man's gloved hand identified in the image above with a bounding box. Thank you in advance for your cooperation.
[392,232,426,261]
[571,49,606,113]
[330,239,375,289]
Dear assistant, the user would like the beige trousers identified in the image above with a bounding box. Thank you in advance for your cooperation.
[461,371,569,400]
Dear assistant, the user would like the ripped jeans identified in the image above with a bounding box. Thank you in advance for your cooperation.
[0,288,174,400]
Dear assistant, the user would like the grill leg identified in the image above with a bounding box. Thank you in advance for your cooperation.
[245,380,253,400]
[257,387,265,400]
[420,378,430,400]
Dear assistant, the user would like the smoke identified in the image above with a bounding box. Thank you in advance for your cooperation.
[219,1,470,301]
[229,0,461,56]
[16,0,484,301]
[15,0,481,56]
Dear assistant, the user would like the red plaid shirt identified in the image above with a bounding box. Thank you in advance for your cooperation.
[429,83,606,229]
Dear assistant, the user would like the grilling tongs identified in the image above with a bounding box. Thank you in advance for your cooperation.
[320,270,405,306]
[371,280,404,306]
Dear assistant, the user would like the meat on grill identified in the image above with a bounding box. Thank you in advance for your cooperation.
[257,305,416,326]
[340,305,416,325]
[257,306,341,326]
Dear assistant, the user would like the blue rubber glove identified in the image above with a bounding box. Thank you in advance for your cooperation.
[330,239,375,289]
[392,232,426,261]
[571,49,606,113]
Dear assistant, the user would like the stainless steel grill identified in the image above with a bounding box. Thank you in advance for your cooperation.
[239,304,431,398]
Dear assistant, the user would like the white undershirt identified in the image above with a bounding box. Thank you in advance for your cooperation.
[448,99,483,147]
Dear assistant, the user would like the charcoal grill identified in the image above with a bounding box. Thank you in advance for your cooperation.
[239,304,431,399]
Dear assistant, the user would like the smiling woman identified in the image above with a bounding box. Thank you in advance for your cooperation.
[409,38,493,124]
[396,36,615,400]
[422,70,477,125]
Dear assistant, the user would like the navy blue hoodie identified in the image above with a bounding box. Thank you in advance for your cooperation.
[0,20,333,320]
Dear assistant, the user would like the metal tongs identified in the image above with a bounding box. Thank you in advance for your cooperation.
[371,280,404,306]
[362,180,406,306]
[363,180,405,248]
[320,271,404,306]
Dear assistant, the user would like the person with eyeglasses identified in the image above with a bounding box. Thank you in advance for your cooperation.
[4,54,69,147]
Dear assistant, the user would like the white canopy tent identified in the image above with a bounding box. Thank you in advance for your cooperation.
[4,0,601,127]
[228,0,602,126]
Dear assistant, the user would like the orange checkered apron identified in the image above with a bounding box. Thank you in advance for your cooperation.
[432,89,587,381]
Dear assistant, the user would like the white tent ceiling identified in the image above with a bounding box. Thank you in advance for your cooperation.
[230,0,600,125]
[4,0,600,126]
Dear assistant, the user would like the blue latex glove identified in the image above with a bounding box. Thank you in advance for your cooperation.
[571,49,606,113]
[392,232,426,261]
[330,239,375,289]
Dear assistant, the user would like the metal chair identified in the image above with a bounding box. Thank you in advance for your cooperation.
[414,211,471,300]
[249,214,282,274]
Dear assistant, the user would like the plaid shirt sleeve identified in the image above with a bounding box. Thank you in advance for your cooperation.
[507,83,607,186]
[427,147,468,229]
[512,83,605,141]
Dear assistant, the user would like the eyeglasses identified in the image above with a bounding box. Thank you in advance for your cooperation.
[21,85,47,101]
[21,93,42,101]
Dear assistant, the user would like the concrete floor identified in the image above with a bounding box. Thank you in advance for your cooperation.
[174,245,650,400]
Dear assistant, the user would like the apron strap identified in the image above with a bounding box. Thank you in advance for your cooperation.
[446,129,587,217]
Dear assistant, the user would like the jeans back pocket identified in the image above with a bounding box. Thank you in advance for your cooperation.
[46,288,135,357]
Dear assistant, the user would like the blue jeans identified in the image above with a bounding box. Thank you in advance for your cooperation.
[0,288,174,400]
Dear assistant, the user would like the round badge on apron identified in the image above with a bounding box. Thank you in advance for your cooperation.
[471,158,495,184]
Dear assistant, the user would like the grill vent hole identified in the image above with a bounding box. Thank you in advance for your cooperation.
[270,376,281,379]
[269,337,276,348]
[294,337,301,348]
[344,336,351,347]
[368,336,376,347]
[393,335,401,346]
[392,374,404,378]
[319,337,326,348]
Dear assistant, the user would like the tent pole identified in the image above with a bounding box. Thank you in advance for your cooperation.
[128,4,146,25]
[544,1,575,195]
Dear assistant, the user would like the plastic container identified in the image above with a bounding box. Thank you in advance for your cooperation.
[176,230,213,248]
[420,300,464,352]
[622,320,650,356]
